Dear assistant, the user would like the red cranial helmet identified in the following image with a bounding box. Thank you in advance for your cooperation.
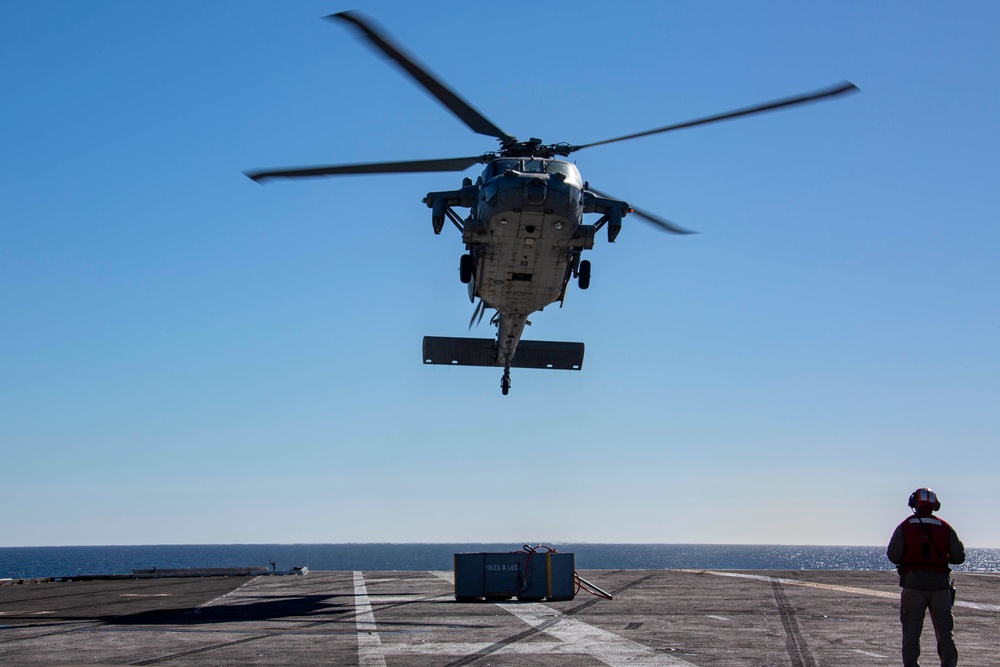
[908,488,941,512]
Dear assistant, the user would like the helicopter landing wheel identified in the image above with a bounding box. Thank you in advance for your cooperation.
[459,254,474,284]
[501,367,511,395]
[578,259,591,290]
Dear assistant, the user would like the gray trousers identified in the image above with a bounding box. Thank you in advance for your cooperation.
[900,587,956,667]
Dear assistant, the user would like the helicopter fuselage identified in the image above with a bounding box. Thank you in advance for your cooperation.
[424,157,630,375]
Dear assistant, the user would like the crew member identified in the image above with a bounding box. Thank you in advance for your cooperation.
[887,488,965,667]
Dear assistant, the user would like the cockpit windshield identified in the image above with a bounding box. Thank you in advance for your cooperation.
[484,158,582,186]
[522,158,546,174]
[485,159,519,180]
[545,160,582,187]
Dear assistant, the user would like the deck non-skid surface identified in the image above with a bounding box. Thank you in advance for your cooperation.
[1,570,998,665]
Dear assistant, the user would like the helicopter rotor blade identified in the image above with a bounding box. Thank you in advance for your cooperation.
[329,11,515,144]
[573,81,859,152]
[627,205,697,235]
[246,155,485,183]
[469,299,484,330]
[588,186,696,235]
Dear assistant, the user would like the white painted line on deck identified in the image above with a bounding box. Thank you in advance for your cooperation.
[853,648,889,658]
[501,603,698,666]
[378,641,689,658]
[954,600,1000,612]
[679,570,899,600]
[353,571,388,667]
[380,641,545,655]
[192,575,260,614]
[679,570,1000,612]
[432,571,697,666]
[706,615,731,622]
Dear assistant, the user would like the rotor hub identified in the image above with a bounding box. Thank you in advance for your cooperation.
[496,137,577,159]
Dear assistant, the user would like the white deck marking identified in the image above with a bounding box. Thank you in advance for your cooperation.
[681,570,1000,612]
[500,603,698,666]
[192,575,260,614]
[353,571,388,667]
[379,641,691,658]
[432,571,697,666]
[954,600,1000,612]
[706,615,731,621]
[682,570,901,598]
[853,649,889,658]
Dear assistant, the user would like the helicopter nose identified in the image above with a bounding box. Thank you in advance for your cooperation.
[524,180,547,204]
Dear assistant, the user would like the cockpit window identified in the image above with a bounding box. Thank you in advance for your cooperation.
[483,158,582,186]
[546,161,582,187]
[485,159,520,179]
[522,158,546,173]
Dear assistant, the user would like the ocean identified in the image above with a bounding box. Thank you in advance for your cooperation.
[3,544,999,580]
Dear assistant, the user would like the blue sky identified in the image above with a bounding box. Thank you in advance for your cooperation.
[3,1,998,548]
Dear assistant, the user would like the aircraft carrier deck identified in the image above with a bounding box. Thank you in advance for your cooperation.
[1,569,998,665]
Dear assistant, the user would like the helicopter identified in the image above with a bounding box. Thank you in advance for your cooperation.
[247,11,858,395]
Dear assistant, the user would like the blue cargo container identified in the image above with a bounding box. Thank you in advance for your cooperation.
[453,551,575,601]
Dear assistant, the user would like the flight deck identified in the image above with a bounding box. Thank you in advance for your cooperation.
[1,569,998,665]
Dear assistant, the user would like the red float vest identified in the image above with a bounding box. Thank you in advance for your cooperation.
[898,515,952,573]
